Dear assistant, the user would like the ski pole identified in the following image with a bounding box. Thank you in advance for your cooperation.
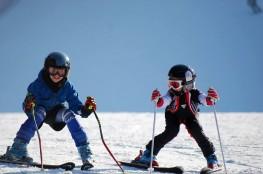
[212,105,227,174]
[31,103,44,171]
[149,102,157,174]
[93,111,125,174]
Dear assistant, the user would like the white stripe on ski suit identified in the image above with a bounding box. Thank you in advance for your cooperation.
[157,90,209,109]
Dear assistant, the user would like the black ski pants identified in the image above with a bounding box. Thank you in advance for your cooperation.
[146,109,215,158]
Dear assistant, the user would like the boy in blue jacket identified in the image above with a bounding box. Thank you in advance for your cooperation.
[3,52,96,170]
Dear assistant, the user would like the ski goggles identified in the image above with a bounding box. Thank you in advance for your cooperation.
[48,67,66,77]
[168,80,183,90]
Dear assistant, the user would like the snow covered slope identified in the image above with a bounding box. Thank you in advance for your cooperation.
[0,112,262,173]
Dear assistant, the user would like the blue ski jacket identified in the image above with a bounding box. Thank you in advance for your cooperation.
[25,69,83,113]
[16,70,89,146]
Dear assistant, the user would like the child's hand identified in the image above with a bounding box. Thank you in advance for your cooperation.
[85,96,97,111]
[206,88,219,105]
[207,88,219,101]
[151,89,161,102]
[81,96,96,118]
[23,93,36,113]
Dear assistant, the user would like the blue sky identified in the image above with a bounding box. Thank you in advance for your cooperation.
[0,0,263,112]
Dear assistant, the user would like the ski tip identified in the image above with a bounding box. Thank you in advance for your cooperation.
[156,165,184,174]
[174,166,184,174]
[120,161,184,174]
[60,162,75,171]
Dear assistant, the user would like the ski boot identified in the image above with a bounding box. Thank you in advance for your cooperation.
[3,138,33,163]
[206,153,220,169]
[133,149,159,167]
[77,144,94,170]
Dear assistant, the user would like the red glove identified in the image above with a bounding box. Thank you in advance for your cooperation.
[206,88,219,105]
[85,96,96,111]
[151,89,164,107]
[151,89,161,102]
[23,93,36,113]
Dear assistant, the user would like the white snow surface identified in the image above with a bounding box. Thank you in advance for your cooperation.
[0,112,263,174]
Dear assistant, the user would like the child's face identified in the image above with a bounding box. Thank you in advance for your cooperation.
[48,67,66,83]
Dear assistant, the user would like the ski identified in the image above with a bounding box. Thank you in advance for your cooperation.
[0,157,75,171]
[119,161,184,174]
[200,166,222,174]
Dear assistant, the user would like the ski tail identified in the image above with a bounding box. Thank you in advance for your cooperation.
[0,155,75,171]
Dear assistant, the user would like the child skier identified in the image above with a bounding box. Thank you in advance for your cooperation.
[2,52,96,170]
[134,64,220,169]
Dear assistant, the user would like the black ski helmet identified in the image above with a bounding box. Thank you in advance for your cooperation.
[168,64,196,90]
[44,52,70,77]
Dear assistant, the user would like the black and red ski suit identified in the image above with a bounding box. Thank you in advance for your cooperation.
[145,89,215,159]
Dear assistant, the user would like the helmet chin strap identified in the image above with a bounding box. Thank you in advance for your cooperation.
[184,81,196,91]
[184,70,196,91]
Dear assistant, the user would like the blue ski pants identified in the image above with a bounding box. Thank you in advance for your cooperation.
[15,106,88,147]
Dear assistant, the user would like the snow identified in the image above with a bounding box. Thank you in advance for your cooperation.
[0,112,263,174]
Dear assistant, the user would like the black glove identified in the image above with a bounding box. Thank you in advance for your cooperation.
[80,96,96,118]
[81,105,92,118]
